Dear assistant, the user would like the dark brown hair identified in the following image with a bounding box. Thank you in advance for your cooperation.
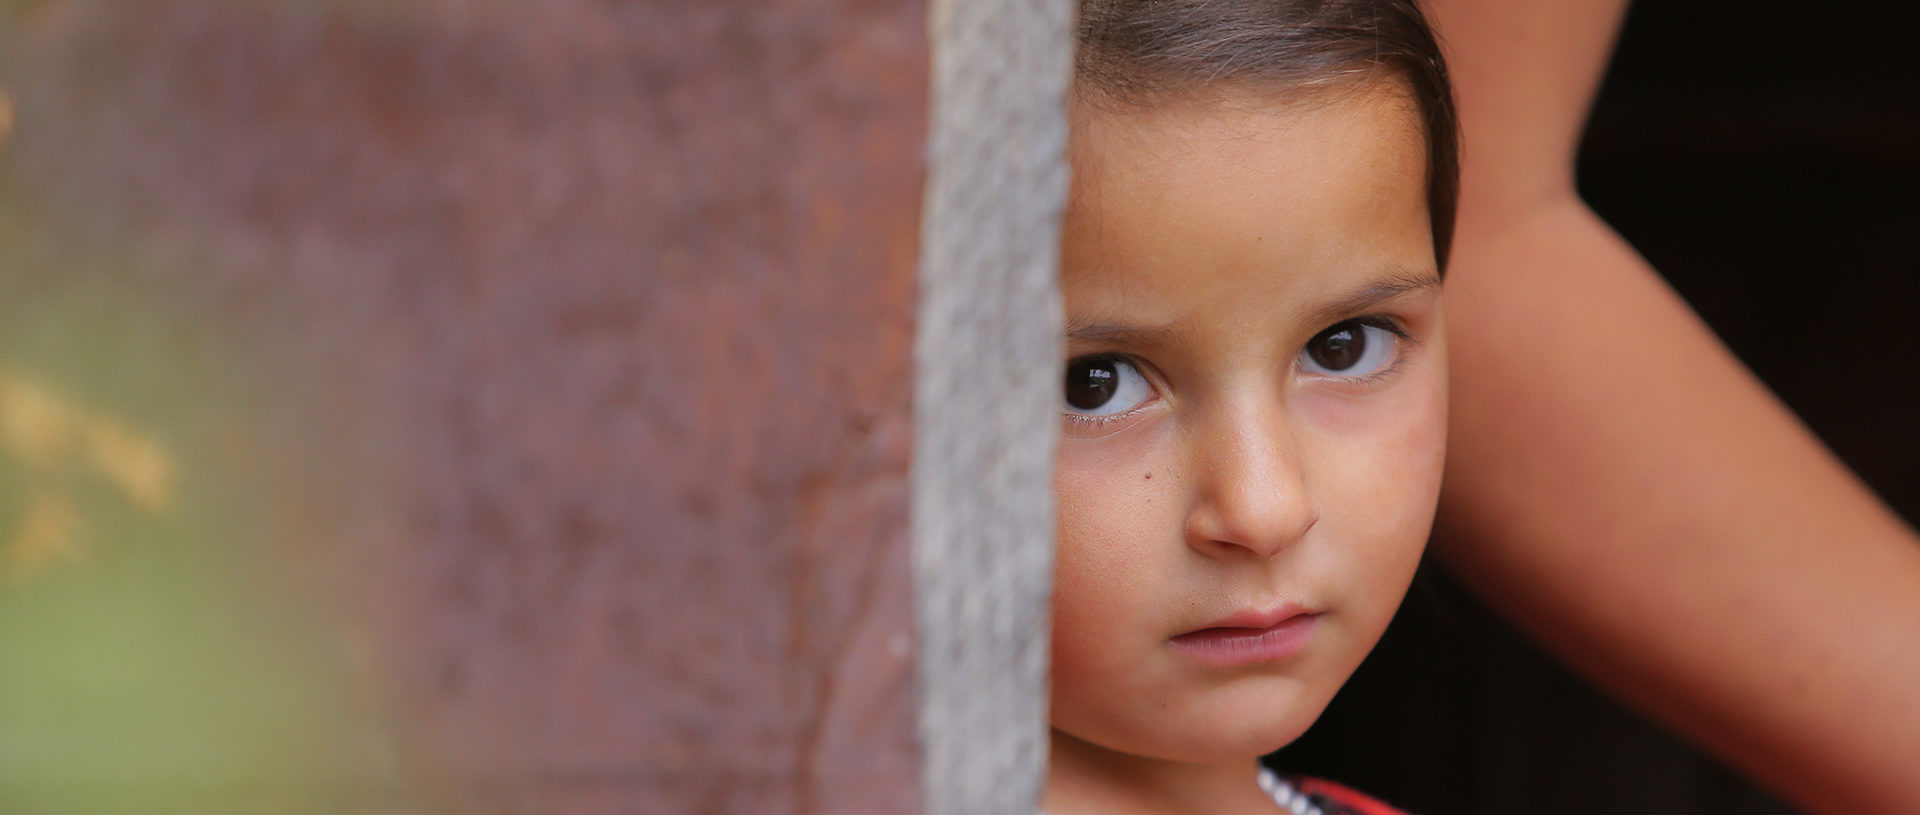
[1077,0,1460,268]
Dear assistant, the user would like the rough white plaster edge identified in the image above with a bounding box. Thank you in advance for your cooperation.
[913,0,1073,812]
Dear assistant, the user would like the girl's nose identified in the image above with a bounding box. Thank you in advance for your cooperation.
[1183,415,1321,560]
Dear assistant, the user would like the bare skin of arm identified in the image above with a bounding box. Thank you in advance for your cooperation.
[1426,1,1920,812]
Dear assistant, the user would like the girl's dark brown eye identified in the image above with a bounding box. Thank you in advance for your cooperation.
[1065,356,1120,410]
[1301,320,1397,377]
[1305,323,1365,371]
[1064,355,1151,416]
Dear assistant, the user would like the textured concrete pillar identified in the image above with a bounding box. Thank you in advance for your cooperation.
[914,0,1072,812]
[0,0,1066,812]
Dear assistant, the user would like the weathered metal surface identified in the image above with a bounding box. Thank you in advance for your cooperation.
[0,1,926,812]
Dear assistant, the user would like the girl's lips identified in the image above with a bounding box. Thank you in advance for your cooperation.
[1167,611,1319,667]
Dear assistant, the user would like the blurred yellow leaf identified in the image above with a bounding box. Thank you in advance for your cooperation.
[0,372,76,468]
[85,418,173,513]
[1,371,176,514]
[5,492,81,580]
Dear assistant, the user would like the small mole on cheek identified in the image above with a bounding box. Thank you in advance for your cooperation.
[1143,472,1152,480]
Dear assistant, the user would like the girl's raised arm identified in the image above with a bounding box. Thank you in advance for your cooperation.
[1427,1,1920,812]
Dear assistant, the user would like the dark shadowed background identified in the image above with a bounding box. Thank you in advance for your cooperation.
[1274,1,1920,812]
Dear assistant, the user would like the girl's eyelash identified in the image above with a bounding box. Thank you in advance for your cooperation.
[1338,357,1404,387]
[1063,411,1138,431]
[1346,314,1414,343]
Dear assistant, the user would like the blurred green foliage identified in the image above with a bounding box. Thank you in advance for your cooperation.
[0,194,379,814]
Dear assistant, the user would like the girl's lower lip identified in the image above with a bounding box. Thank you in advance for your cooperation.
[1167,614,1319,667]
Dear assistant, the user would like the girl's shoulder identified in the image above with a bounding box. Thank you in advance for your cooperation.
[1271,772,1412,815]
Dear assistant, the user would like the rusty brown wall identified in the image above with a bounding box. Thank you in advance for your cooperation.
[0,1,925,812]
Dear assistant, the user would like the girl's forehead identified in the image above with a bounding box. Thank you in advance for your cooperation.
[1068,79,1425,170]
[1061,83,1433,315]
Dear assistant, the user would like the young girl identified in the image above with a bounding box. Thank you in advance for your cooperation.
[1048,2,1457,813]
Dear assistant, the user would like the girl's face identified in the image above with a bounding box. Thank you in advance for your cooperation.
[1051,83,1446,772]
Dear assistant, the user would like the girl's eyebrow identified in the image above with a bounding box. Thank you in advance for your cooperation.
[1063,319,1178,348]
[1299,268,1441,327]
[1065,268,1440,346]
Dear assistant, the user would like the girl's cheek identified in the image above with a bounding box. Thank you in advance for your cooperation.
[1056,447,1161,572]
[1054,412,1179,517]
[1299,359,1447,545]
[1294,340,1446,463]
[1053,421,1184,599]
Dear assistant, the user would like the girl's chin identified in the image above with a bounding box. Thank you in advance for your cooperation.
[1056,711,1320,766]
[1053,673,1337,765]
[1158,726,1309,764]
